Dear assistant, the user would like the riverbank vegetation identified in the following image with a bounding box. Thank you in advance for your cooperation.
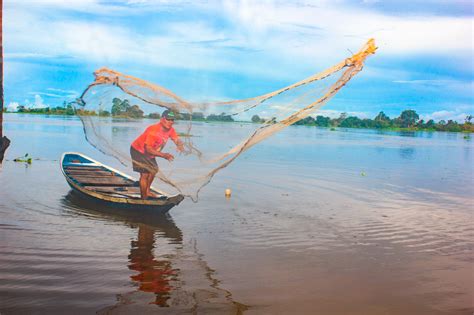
[6,98,473,133]
[289,110,474,133]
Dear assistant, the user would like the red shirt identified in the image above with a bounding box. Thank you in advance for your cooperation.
[131,123,178,157]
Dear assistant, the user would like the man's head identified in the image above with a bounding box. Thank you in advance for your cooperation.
[160,109,176,129]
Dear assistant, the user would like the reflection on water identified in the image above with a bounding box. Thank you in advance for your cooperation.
[1,115,472,314]
[128,225,177,306]
[65,192,181,306]
[64,191,182,231]
[399,146,415,159]
[398,131,417,137]
[62,192,246,313]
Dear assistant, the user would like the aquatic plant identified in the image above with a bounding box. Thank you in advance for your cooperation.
[13,153,32,164]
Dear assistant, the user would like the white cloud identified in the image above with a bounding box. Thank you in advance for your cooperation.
[5,0,127,16]
[54,22,137,63]
[28,90,79,99]
[5,52,58,59]
[4,0,473,113]
[47,88,80,99]
[316,109,370,119]
[422,110,472,123]
[7,0,98,5]
[6,0,472,78]
[7,102,19,112]
[393,79,474,95]
[33,94,48,109]
[219,1,473,59]
[394,80,450,86]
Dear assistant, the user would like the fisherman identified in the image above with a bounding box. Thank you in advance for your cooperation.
[130,109,184,199]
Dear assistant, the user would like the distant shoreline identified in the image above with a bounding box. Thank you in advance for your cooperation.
[4,111,473,134]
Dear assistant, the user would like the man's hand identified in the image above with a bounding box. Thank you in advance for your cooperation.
[175,139,185,153]
[162,153,175,161]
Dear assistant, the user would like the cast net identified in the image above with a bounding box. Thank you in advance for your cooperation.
[75,39,377,201]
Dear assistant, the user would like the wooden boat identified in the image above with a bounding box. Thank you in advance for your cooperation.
[61,152,184,213]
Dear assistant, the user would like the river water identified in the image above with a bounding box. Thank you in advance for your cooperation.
[1,114,473,314]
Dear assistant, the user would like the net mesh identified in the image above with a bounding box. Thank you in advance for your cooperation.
[75,39,377,201]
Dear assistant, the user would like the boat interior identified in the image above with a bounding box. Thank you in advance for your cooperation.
[62,153,166,200]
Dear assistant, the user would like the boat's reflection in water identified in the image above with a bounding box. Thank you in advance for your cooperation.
[64,192,247,313]
[65,191,181,307]
[128,223,177,306]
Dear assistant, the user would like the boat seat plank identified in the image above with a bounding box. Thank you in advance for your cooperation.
[67,172,116,178]
[83,186,144,199]
[83,186,165,199]
[65,165,103,168]
[66,168,106,173]
[84,186,142,193]
[66,170,113,175]
[73,176,133,186]
[95,191,141,198]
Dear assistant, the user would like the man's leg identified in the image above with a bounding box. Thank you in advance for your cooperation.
[139,172,149,200]
[146,172,158,198]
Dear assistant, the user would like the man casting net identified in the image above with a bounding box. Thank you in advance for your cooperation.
[74,39,377,201]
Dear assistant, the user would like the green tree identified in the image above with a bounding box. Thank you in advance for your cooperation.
[445,120,462,132]
[332,112,347,126]
[315,115,331,127]
[66,104,75,115]
[178,112,191,120]
[111,98,131,116]
[424,119,435,129]
[192,112,205,120]
[251,114,262,123]
[339,116,362,128]
[125,105,144,118]
[373,111,391,128]
[397,110,419,128]
[295,116,315,125]
[374,111,390,122]
[207,113,234,122]
[361,118,374,128]
[111,98,122,115]
[148,113,161,119]
[462,115,473,132]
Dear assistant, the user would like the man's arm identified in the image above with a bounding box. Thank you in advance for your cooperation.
[173,138,185,153]
[171,130,184,152]
[145,144,174,161]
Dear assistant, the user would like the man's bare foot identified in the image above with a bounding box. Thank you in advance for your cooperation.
[147,191,159,198]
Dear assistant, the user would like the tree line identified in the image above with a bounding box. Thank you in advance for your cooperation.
[6,98,473,133]
[9,98,236,122]
[253,110,473,133]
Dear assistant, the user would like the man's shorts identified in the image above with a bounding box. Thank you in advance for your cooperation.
[130,146,159,174]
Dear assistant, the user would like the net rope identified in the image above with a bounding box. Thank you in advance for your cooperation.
[75,39,377,201]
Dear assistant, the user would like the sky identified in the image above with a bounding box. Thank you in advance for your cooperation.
[4,0,473,122]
